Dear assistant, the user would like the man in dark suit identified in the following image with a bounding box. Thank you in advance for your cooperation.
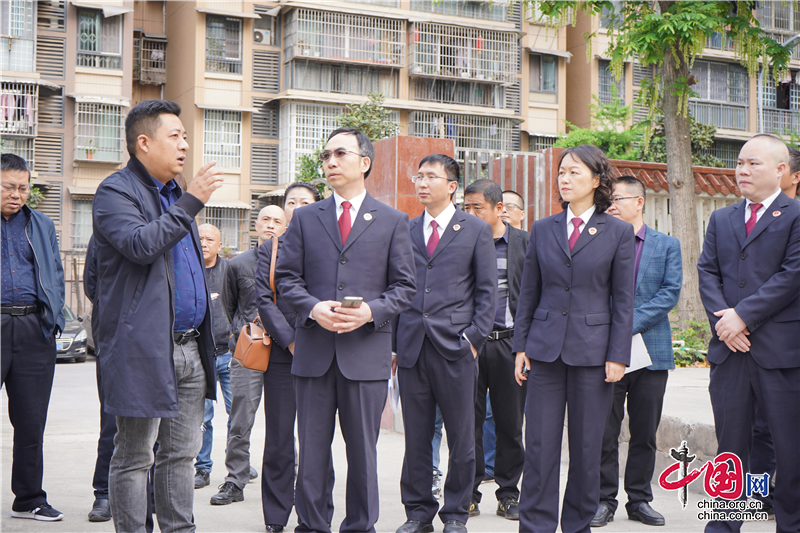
[394,155,497,533]
[594,176,682,527]
[276,127,416,533]
[698,134,800,533]
[462,179,529,522]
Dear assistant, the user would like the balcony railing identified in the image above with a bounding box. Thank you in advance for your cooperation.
[0,82,38,136]
[285,9,405,67]
[77,52,122,70]
[408,111,515,153]
[137,38,167,85]
[410,22,518,83]
[689,100,748,131]
[759,108,800,135]
[409,0,509,22]
[765,31,800,61]
[411,78,503,108]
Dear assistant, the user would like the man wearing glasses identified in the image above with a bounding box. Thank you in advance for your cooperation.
[1,153,65,521]
[276,127,416,533]
[593,176,682,528]
[501,191,526,231]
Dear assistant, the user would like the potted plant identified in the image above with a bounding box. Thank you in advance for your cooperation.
[85,140,96,160]
[298,39,310,56]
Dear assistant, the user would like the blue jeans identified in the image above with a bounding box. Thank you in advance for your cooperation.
[195,352,233,473]
[483,393,496,477]
[432,404,444,473]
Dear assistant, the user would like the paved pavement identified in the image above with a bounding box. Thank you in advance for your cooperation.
[2,360,774,532]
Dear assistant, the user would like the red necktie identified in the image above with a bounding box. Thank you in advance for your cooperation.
[427,220,439,257]
[745,203,762,237]
[568,217,582,251]
[339,200,352,244]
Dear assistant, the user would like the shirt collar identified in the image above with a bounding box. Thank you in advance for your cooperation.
[151,175,177,195]
[424,202,456,230]
[496,222,510,243]
[745,188,782,213]
[333,189,367,215]
[635,223,647,241]
[566,204,596,226]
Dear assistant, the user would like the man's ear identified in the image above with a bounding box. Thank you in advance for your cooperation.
[137,134,149,155]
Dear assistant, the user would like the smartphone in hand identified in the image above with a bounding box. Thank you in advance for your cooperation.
[341,296,363,309]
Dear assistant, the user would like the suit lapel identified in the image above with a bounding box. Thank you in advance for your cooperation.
[743,194,790,248]
[317,196,342,251]
[410,216,426,257]
[551,212,571,259]
[430,209,466,261]
[341,193,377,253]
[635,227,658,288]
[570,211,606,256]
[728,202,746,249]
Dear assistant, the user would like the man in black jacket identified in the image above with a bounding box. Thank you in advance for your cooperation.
[210,205,286,505]
[92,99,223,532]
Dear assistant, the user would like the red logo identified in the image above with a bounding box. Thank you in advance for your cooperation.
[659,442,743,503]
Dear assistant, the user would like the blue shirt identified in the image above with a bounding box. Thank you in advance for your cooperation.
[1,209,38,304]
[152,178,207,331]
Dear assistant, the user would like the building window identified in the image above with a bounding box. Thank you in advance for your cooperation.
[0,136,34,167]
[203,110,242,169]
[688,60,749,131]
[409,0,507,22]
[0,0,35,72]
[757,69,800,134]
[77,10,122,69]
[700,139,745,169]
[253,7,278,46]
[1,81,38,136]
[529,135,556,152]
[206,15,242,74]
[279,102,345,182]
[71,198,93,250]
[529,53,557,103]
[408,111,515,154]
[135,37,167,85]
[289,62,398,98]
[598,59,625,105]
[198,206,248,251]
[74,102,125,162]
[412,78,502,108]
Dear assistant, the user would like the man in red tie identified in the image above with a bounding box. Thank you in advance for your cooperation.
[698,134,800,533]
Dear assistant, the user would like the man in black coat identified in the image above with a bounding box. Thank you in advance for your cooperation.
[91,99,224,532]
[462,179,529,522]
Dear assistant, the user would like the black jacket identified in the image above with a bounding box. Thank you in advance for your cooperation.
[206,256,231,355]
[506,224,531,322]
[222,247,259,353]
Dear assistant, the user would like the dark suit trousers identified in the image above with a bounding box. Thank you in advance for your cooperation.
[93,354,118,499]
[599,368,668,514]
[294,357,386,533]
[520,358,614,533]
[1,313,56,512]
[473,337,525,502]
[399,337,477,525]
[706,355,800,533]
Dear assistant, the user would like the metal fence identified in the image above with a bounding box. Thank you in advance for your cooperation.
[688,100,748,131]
[760,107,800,135]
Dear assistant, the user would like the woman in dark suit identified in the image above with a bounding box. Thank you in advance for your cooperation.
[513,145,635,533]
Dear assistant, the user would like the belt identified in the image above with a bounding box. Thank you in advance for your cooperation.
[487,328,514,341]
[1,304,39,316]
[173,329,200,345]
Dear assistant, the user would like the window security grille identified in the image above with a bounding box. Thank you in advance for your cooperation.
[1,82,38,137]
[77,10,122,69]
[37,0,65,31]
[409,0,508,22]
[699,140,745,169]
[410,22,518,83]
[1,0,35,72]
[757,70,800,134]
[505,82,521,114]
[36,181,62,224]
[203,110,242,169]
[529,135,556,151]
[34,133,63,175]
[0,137,34,167]
[133,38,140,80]
[199,207,248,251]
[206,15,242,74]
[252,98,279,138]
[632,61,653,87]
[756,0,800,32]
[689,60,748,131]
[706,32,734,51]
[411,78,503,108]
[74,103,125,162]
[139,38,167,84]
[251,143,279,185]
[291,103,345,154]
[598,59,625,105]
[253,50,280,92]
[347,0,401,8]
[408,111,515,153]
[285,9,405,67]
[71,198,93,250]
[290,61,398,97]
[36,35,66,78]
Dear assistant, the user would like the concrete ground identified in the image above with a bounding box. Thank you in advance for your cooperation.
[2,361,774,533]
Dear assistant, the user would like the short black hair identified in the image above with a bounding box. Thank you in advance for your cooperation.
[789,146,800,175]
[557,145,614,213]
[1,153,31,179]
[284,181,322,204]
[419,154,460,182]
[503,189,524,209]
[326,127,375,179]
[125,99,182,157]
[465,179,503,207]
[613,175,646,203]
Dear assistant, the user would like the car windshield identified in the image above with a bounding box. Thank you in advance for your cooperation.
[62,306,75,321]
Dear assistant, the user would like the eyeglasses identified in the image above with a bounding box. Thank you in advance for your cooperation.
[611,196,641,204]
[1,184,31,194]
[319,148,364,163]
[504,202,523,212]
[411,174,450,184]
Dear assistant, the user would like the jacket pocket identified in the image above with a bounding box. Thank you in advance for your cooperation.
[451,312,472,324]
[533,308,548,321]
[123,277,146,325]
[585,312,612,326]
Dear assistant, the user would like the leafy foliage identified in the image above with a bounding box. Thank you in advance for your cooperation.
[639,110,724,168]
[294,141,327,197]
[25,187,44,209]
[671,319,712,368]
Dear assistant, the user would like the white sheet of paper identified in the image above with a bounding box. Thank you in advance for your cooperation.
[388,374,401,414]
[626,333,652,374]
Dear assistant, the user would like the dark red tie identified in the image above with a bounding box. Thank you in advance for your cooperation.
[339,200,352,244]
[568,217,582,251]
[427,220,439,257]
[745,203,762,237]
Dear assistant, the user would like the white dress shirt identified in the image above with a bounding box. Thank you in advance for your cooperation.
[744,188,782,224]
[565,204,596,240]
[423,202,456,245]
[333,189,367,228]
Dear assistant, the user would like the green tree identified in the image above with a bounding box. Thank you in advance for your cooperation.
[532,0,793,326]
[640,110,724,168]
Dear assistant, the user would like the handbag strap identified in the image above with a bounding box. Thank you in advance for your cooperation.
[269,237,278,305]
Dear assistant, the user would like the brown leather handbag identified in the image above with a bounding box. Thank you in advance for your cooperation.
[233,238,278,372]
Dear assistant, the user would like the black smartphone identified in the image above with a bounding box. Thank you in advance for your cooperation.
[341,296,363,309]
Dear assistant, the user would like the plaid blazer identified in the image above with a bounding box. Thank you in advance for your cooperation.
[634,226,682,370]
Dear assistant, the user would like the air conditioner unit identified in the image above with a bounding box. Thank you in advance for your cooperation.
[254,29,270,45]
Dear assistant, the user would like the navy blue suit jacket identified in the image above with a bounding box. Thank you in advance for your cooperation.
[697,192,800,368]
[512,209,635,366]
[395,208,497,366]
[255,235,294,365]
[275,193,417,380]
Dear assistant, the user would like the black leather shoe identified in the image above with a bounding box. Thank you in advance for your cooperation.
[210,482,244,505]
[265,525,284,532]
[590,503,614,528]
[250,466,259,481]
[194,469,210,489]
[88,499,111,522]
[496,497,520,520]
[395,519,434,533]
[469,498,480,517]
[443,520,468,533]
[628,502,665,526]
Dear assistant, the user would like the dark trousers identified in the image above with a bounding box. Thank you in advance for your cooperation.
[93,354,118,500]
[294,357,386,533]
[1,312,56,512]
[599,368,669,514]
[706,355,800,533]
[749,399,776,507]
[519,358,614,533]
[399,337,477,525]
[473,336,525,502]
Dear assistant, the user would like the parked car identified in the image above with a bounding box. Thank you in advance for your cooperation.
[83,307,95,353]
[57,305,88,363]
